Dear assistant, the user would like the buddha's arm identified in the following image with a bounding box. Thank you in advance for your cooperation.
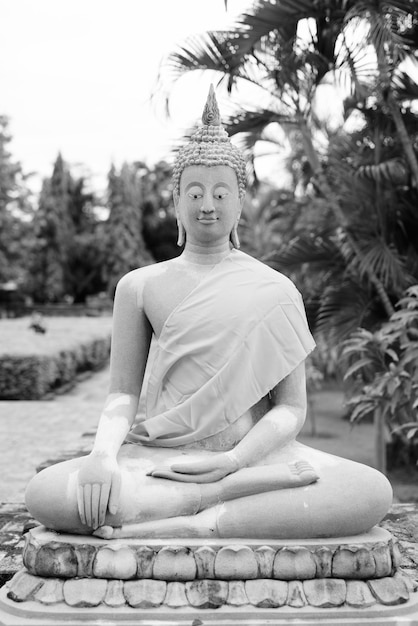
[151,362,307,483]
[230,361,307,469]
[77,272,152,529]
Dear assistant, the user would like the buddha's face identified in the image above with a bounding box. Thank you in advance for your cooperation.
[174,165,244,246]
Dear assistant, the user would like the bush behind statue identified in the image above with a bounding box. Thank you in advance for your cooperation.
[342,285,418,468]
[0,317,112,400]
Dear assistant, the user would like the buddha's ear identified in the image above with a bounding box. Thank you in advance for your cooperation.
[173,189,179,211]
[239,191,246,210]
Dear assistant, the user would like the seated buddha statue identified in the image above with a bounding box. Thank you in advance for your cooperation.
[25,86,392,540]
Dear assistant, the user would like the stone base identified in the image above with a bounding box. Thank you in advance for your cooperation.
[21,526,402,581]
[0,526,417,625]
[1,583,418,626]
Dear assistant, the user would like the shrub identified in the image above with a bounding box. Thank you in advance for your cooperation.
[0,317,112,399]
[342,286,418,469]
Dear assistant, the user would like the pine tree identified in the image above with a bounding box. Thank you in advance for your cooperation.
[104,163,151,296]
[30,154,75,302]
[0,116,33,285]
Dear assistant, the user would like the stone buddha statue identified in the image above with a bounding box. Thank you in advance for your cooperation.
[25,86,392,541]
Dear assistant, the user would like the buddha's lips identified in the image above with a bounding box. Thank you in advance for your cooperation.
[198,217,218,223]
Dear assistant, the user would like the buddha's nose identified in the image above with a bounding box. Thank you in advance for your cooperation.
[201,196,215,213]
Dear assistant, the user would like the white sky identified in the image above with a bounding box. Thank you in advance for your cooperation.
[0,0,250,192]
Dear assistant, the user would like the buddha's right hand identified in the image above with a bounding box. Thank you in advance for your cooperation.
[77,451,122,530]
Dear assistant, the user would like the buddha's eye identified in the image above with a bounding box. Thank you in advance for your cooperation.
[214,189,228,200]
[188,192,202,200]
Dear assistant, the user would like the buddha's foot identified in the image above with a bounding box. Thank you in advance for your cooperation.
[93,525,121,540]
[288,460,318,486]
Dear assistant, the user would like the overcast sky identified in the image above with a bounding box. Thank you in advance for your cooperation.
[1,0,250,192]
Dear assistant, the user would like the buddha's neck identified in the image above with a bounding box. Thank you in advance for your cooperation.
[180,242,233,266]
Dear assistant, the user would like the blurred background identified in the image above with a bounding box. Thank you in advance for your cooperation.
[0,0,417,501]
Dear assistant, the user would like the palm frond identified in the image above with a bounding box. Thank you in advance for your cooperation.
[315,280,371,341]
[357,239,408,292]
[356,157,409,186]
[265,233,343,271]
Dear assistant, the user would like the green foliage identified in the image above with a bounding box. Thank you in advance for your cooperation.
[0,316,112,399]
[342,286,418,447]
[28,154,108,304]
[140,161,180,261]
[104,163,152,296]
[0,116,34,285]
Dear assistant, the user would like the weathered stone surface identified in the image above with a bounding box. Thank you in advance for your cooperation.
[303,579,346,608]
[124,579,167,608]
[346,580,376,608]
[396,569,418,592]
[185,579,228,609]
[22,536,38,573]
[254,546,275,578]
[34,578,64,605]
[104,579,126,607]
[134,546,154,578]
[273,547,317,580]
[245,579,288,608]
[93,546,137,579]
[75,543,97,577]
[63,578,107,607]
[7,570,44,602]
[165,581,189,608]
[194,546,215,579]
[214,545,258,580]
[391,540,402,569]
[153,546,196,581]
[314,547,333,578]
[332,545,376,579]
[227,580,249,606]
[286,580,307,607]
[368,576,410,605]
[34,542,78,578]
[373,542,393,577]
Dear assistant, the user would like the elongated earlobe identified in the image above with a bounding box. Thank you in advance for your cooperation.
[231,223,240,249]
[177,220,186,247]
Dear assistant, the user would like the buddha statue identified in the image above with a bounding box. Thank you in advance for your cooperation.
[25,86,392,541]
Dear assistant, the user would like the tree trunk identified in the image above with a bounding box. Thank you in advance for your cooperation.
[386,92,418,190]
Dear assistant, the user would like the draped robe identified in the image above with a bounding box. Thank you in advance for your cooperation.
[126,250,316,447]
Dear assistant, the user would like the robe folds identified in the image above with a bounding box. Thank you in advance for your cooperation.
[126,249,316,447]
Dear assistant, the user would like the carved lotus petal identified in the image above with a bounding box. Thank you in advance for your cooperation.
[303,579,346,608]
[245,579,288,608]
[273,547,317,580]
[214,545,258,580]
[93,546,137,579]
[332,545,375,579]
[34,542,77,578]
[194,546,216,579]
[165,581,189,608]
[153,546,196,581]
[185,580,228,609]
[124,579,166,608]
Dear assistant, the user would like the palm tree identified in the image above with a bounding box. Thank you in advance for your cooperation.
[157,0,418,318]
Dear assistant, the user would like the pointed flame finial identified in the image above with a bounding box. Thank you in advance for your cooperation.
[202,84,221,126]
[172,84,246,198]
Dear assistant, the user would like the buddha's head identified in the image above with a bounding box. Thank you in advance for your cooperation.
[173,85,246,248]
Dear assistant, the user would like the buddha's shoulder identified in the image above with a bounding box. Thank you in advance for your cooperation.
[115,259,180,294]
[234,251,301,298]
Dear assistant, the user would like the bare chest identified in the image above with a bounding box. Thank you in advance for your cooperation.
[143,264,214,339]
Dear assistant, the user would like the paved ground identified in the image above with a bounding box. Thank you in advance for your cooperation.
[0,370,105,502]
[0,367,415,503]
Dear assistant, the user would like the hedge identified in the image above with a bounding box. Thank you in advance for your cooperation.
[0,317,112,400]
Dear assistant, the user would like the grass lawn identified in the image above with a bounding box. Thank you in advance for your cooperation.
[0,316,112,357]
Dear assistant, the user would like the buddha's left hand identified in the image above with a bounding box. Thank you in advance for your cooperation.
[148,452,239,483]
